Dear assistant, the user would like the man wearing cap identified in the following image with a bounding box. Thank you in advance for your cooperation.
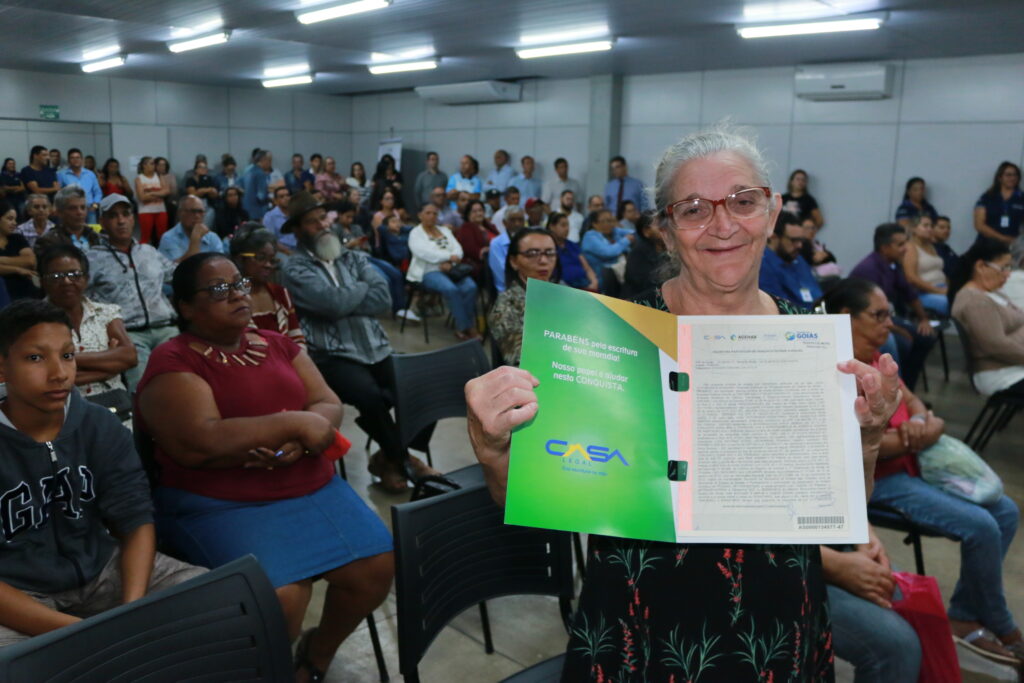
[483,188,502,219]
[524,197,546,229]
[282,192,438,492]
[35,185,99,256]
[87,194,193,389]
[487,205,527,293]
[158,195,226,262]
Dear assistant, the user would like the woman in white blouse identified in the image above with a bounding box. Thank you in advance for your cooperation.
[406,203,479,339]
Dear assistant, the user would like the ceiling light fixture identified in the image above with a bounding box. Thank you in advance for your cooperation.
[263,62,311,78]
[168,31,231,53]
[263,74,315,88]
[81,55,126,73]
[368,59,437,75]
[516,40,614,59]
[519,25,610,46]
[82,44,121,61]
[169,18,224,39]
[296,0,391,25]
[371,46,436,63]
[737,14,884,38]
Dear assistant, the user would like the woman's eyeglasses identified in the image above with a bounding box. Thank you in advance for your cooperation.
[863,308,892,323]
[984,261,1013,274]
[239,252,280,265]
[42,270,85,283]
[197,278,252,301]
[664,187,771,231]
[517,249,558,261]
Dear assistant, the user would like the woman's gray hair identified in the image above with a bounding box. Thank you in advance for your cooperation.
[54,184,86,212]
[652,122,773,226]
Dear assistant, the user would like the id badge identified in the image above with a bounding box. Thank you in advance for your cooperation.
[1002,215,1011,228]
[800,287,813,302]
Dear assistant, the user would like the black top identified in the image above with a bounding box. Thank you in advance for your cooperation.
[781,192,820,223]
[561,289,834,682]
[622,239,669,300]
[19,165,57,194]
[214,205,250,238]
[1,232,40,300]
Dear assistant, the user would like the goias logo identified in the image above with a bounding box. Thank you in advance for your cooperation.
[545,440,630,466]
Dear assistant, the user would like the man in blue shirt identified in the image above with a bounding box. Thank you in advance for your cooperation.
[445,155,481,209]
[484,149,515,193]
[488,206,526,292]
[603,155,646,217]
[284,153,314,195]
[510,156,541,206]
[21,145,59,200]
[263,186,294,253]
[158,195,226,261]
[759,212,821,310]
[58,148,103,223]
[241,151,272,220]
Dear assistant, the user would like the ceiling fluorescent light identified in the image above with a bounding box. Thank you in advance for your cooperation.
[738,15,884,38]
[368,60,437,75]
[263,74,314,88]
[82,44,121,61]
[263,62,310,78]
[297,0,391,25]
[519,25,610,46]
[169,18,224,39]
[516,40,614,59]
[168,31,231,53]
[81,55,125,73]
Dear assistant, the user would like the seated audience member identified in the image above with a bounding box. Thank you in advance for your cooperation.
[759,211,821,309]
[952,239,1024,397]
[413,152,447,211]
[214,186,249,239]
[282,192,436,492]
[488,228,559,365]
[346,161,372,208]
[158,196,226,261]
[580,194,606,235]
[0,300,204,649]
[0,200,38,301]
[456,199,499,282]
[347,186,374,230]
[137,254,392,681]
[1,158,26,217]
[315,156,345,203]
[902,215,949,315]
[379,214,412,268]
[285,153,315,195]
[524,198,547,229]
[822,525,922,683]
[581,208,633,290]
[36,185,99,255]
[308,153,324,177]
[488,206,526,292]
[181,154,205,190]
[895,176,939,229]
[15,194,54,249]
[933,215,960,283]
[215,155,239,193]
[557,190,584,242]
[483,188,502,218]
[58,149,102,223]
[229,223,305,348]
[369,155,404,211]
[484,149,514,193]
[445,154,482,209]
[263,186,293,253]
[135,157,170,245]
[185,158,220,226]
[849,223,936,390]
[824,276,1024,667]
[542,157,583,210]
[241,151,272,221]
[20,145,59,199]
[334,200,409,318]
[408,203,479,340]
[548,211,597,290]
[490,186,521,234]
[87,194,179,390]
[623,213,668,299]
[440,190,468,230]
[510,155,541,204]
[801,217,841,282]
[371,188,401,234]
[39,245,136,414]
[618,199,640,233]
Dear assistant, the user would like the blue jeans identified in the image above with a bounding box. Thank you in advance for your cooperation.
[369,257,406,312]
[918,291,950,316]
[422,270,477,331]
[829,583,921,682]
[871,472,1020,635]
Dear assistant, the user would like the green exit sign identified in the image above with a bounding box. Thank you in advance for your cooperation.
[39,105,60,120]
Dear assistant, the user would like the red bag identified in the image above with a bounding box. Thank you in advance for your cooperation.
[322,430,351,462]
[891,571,960,683]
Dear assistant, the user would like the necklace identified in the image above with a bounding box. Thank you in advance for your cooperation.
[188,331,269,366]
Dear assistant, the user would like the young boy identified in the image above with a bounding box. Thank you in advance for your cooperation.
[0,299,203,647]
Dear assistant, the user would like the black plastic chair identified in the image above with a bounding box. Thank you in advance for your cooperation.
[392,478,575,683]
[400,281,432,343]
[867,503,944,575]
[389,339,491,468]
[950,317,1024,453]
[0,555,291,682]
[500,654,567,682]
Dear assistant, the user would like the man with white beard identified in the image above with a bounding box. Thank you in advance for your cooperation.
[282,192,438,492]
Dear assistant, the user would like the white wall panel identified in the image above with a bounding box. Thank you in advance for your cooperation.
[745,124,792,192]
[0,130,30,166]
[350,133,379,169]
[476,81,537,129]
[622,73,702,126]
[228,128,293,174]
[111,124,168,175]
[110,78,157,124]
[533,126,590,193]
[167,126,231,183]
[0,69,111,123]
[351,95,381,133]
[293,131,351,167]
[474,128,536,176]
[620,125,699,188]
[701,67,794,125]
[535,78,590,127]
[901,54,1024,123]
[155,83,228,127]
[424,100,477,130]
[378,93,424,133]
[229,88,293,130]
[293,93,351,132]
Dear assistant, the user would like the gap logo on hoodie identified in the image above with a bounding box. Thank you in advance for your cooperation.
[1,465,95,542]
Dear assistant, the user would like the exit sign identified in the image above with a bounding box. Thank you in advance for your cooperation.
[39,105,60,120]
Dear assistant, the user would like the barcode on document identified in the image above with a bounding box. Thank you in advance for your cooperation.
[796,515,845,529]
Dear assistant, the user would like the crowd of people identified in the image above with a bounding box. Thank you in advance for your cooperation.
[1,131,1023,681]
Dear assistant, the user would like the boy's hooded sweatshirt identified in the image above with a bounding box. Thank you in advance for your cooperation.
[0,390,153,594]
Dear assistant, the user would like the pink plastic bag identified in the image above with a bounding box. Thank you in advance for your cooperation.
[891,571,960,683]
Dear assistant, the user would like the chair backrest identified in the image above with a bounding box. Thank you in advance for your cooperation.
[390,339,491,450]
[392,480,574,679]
[0,555,292,683]
[950,316,981,393]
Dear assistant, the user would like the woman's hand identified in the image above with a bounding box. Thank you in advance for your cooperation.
[295,412,335,454]
[245,441,305,469]
[465,367,540,505]
[439,262,452,273]
[830,549,895,608]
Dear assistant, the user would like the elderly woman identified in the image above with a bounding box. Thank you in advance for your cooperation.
[455,199,499,282]
[487,228,559,366]
[824,275,1023,667]
[465,126,900,681]
[901,214,949,315]
[39,244,136,417]
[229,222,306,349]
[138,253,393,682]
[15,194,54,248]
[315,157,345,203]
[952,238,1024,397]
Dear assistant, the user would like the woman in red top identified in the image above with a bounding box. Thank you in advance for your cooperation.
[824,277,1023,667]
[137,253,392,682]
[99,158,134,199]
[230,222,306,349]
[455,199,498,282]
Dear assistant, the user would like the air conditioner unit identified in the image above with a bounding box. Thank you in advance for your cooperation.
[414,80,522,105]
[795,63,894,101]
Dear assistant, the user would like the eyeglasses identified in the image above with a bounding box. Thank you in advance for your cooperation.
[518,249,558,261]
[863,308,893,323]
[985,261,1013,274]
[182,208,205,214]
[239,252,280,265]
[664,187,771,231]
[43,270,85,283]
[196,277,252,301]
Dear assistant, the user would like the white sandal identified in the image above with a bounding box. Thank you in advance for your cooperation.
[955,628,1022,667]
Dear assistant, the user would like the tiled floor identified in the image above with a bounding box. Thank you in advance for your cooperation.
[303,316,1024,682]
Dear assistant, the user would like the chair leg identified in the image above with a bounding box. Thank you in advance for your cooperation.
[938,331,949,382]
[919,361,929,393]
[336,458,347,480]
[965,401,995,449]
[572,532,587,579]
[975,402,1008,454]
[366,614,389,682]
[911,532,926,575]
[425,446,433,468]
[478,601,494,654]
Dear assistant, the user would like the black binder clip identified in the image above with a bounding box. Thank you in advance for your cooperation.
[668,371,689,392]
[668,460,689,481]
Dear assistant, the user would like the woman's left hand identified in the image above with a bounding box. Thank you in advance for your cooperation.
[245,441,304,469]
[837,353,901,434]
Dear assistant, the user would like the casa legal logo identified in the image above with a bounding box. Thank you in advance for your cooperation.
[545,440,630,466]
[785,331,819,341]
